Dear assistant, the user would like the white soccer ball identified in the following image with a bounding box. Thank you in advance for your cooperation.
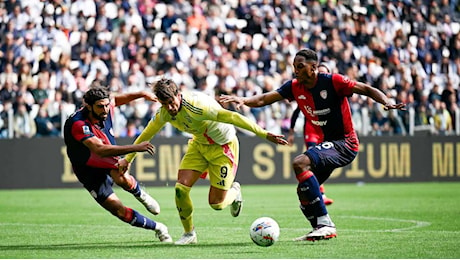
[249,217,280,247]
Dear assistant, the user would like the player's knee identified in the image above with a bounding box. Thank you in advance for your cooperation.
[210,202,225,210]
[292,155,309,172]
[175,183,191,198]
[111,174,126,186]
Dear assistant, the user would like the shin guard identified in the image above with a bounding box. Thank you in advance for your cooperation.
[175,183,194,232]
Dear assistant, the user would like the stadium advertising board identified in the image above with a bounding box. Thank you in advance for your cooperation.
[0,136,459,189]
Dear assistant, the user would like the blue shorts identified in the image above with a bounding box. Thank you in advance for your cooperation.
[304,139,358,184]
[73,165,114,204]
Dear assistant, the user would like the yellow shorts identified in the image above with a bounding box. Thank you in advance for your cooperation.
[180,136,239,191]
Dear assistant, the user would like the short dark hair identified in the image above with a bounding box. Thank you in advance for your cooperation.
[152,78,179,101]
[295,49,318,62]
[318,63,331,73]
[83,87,110,105]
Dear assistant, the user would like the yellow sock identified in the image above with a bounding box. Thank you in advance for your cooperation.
[175,183,194,233]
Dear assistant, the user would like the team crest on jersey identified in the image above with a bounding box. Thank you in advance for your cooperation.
[82,125,91,135]
[298,95,306,100]
[320,90,328,99]
[342,76,351,83]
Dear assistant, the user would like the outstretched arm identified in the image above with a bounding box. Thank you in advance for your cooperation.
[117,118,164,173]
[352,82,406,111]
[83,136,155,157]
[114,90,157,106]
[123,119,165,163]
[219,91,284,110]
[216,108,288,145]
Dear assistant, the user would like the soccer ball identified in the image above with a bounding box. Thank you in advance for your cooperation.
[249,217,280,247]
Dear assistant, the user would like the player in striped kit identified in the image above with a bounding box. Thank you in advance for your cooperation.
[220,48,406,241]
[64,87,172,242]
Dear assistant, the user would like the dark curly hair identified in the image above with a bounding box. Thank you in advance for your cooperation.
[83,86,110,105]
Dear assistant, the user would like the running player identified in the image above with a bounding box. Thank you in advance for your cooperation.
[287,63,334,205]
[64,86,172,242]
[219,48,405,241]
[118,78,288,245]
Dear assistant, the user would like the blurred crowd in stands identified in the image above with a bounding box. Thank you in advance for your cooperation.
[0,0,459,139]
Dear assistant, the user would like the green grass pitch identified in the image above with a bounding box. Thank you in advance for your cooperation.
[1,182,459,259]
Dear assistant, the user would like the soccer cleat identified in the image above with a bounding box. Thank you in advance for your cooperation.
[136,188,161,215]
[322,195,334,206]
[230,182,243,217]
[294,225,337,241]
[174,230,198,245]
[155,222,173,243]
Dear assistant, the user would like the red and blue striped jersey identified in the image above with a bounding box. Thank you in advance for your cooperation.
[64,106,118,169]
[277,73,359,151]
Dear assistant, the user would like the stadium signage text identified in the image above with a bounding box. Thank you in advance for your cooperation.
[0,136,459,189]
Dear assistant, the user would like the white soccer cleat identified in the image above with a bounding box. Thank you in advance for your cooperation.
[230,182,243,217]
[136,188,161,215]
[294,225,337,241]
[174,230,198,245]
[155,222,173,243]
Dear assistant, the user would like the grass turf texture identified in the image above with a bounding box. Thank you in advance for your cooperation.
[1,182,459,259]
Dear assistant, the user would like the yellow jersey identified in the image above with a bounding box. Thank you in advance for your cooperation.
[125,91,267,163]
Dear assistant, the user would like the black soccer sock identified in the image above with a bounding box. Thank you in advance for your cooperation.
[121,207,157,230]
[296,171,328,225]
[300,203,317,228]
[125,175,142,197]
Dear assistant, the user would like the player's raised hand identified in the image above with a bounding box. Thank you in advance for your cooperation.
[117,158,130,174]
[143,91,158,102]
[137,141,156,155]
[219,95,245,110]
[266,132,289,145]
[383,103,406,111]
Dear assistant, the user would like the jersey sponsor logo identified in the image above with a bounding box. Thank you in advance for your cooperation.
[298,95,307,100]
[303,106,315,117]
[109,128,114,136]
[83,125,91,135]
[314,108,330,116]
[303,106,331,117]
[320,90,327,99]
[311,119,328,126]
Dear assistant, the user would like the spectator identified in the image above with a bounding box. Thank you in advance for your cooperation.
[37,47,58,75]
[0,0,459,139]
[432,98,453,135]
[13,102,36,138]
[0,63,18,86]
[34,106,60,137]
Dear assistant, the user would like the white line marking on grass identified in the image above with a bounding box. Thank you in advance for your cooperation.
[338,215,432,232]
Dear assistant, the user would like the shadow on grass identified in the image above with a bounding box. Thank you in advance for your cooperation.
[0,240,316,253]
[0,241,176,251]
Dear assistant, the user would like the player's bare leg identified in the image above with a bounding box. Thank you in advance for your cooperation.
[101,193,172,242]
[208,181,242,217]
[110,169,160,215]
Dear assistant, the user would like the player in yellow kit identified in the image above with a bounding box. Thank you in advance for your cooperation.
[118,78,288,245]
